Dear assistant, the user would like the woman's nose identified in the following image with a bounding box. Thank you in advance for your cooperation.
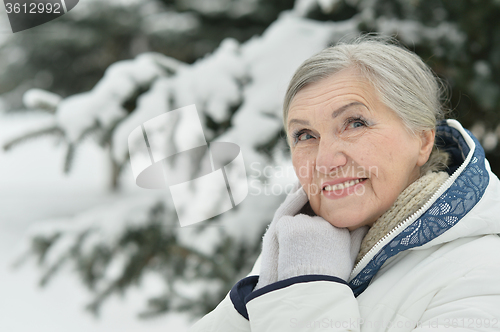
[315,139,347,175]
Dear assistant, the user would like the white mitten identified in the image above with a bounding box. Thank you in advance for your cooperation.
[277,215,352,281]
[255,180,370,290]
[255,182,308,290]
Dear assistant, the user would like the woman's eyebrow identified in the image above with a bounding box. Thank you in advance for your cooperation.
[331,101,367,119]
[287,102,367,128]
[288,118,310,127]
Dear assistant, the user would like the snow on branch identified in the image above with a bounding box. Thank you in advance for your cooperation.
[56,53,179,143]
[23,89,62,112]
[171,38,246,123]
[376,18,466,47]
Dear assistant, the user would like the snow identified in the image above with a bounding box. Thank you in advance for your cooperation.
[171,38,245,123]
[183,0,235,15]
[293,0,320,16]
[105,251,134,281]
[317,0,341,13]
[55,53,169,142]
[227,0,258,18]
[56,51,184,157]
[293,0,342,16]
[23,89,61,111]
[175,224,221,257]
[0,113,191,331]
[29,194,163,263]
[141,104,207,163]
[482,131,498,152]
[142,11,200,34]
[112,77,174,164]
[470,122,486,141]
[474,61,491,78]
[376,18,465,46]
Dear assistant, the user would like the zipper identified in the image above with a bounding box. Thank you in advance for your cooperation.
[348,137,475,282]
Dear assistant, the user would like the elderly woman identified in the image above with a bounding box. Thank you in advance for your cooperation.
[189,37,500,331]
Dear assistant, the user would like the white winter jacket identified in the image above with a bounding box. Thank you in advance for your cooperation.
[189,119,500,332]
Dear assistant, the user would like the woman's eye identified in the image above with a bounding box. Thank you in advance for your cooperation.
[351,121,365,128]
[292,131,315,145]
[298,132,314,141]
[346,118,367,130]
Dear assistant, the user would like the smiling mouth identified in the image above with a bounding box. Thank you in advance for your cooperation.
[323,178,367,191]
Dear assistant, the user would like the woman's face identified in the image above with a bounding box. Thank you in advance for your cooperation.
[287,68,434,230]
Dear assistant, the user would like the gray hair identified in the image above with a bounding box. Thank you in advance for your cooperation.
[283,35,449,175]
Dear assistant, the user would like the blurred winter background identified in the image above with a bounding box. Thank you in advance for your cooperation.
[1,0,499,331]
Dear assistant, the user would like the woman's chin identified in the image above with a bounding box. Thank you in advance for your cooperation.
[346,224,368,231]
[321,216,371,231]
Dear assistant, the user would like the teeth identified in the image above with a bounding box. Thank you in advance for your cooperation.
[324,179,362,191]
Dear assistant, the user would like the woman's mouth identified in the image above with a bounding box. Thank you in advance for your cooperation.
[322,178,367,199]
[324,178,363,191]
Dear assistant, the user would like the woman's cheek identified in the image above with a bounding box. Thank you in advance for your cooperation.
[292,152,314,186]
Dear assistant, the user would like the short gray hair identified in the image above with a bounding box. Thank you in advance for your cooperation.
[283,35,449,175]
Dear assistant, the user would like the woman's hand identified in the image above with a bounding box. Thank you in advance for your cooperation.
[255,182,368,290]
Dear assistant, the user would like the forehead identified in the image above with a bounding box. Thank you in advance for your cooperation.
[287,69,379,119]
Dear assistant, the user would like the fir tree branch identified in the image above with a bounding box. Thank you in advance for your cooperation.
[63,143,75,174]
[2,125,63,151]
[39,253,70,287]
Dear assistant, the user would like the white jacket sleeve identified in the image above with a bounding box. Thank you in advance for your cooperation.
[189,254,363,332]
[188,289,252,332]
[247,275,361,332]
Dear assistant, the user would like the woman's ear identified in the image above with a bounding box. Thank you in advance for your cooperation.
[417,129,435,167]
